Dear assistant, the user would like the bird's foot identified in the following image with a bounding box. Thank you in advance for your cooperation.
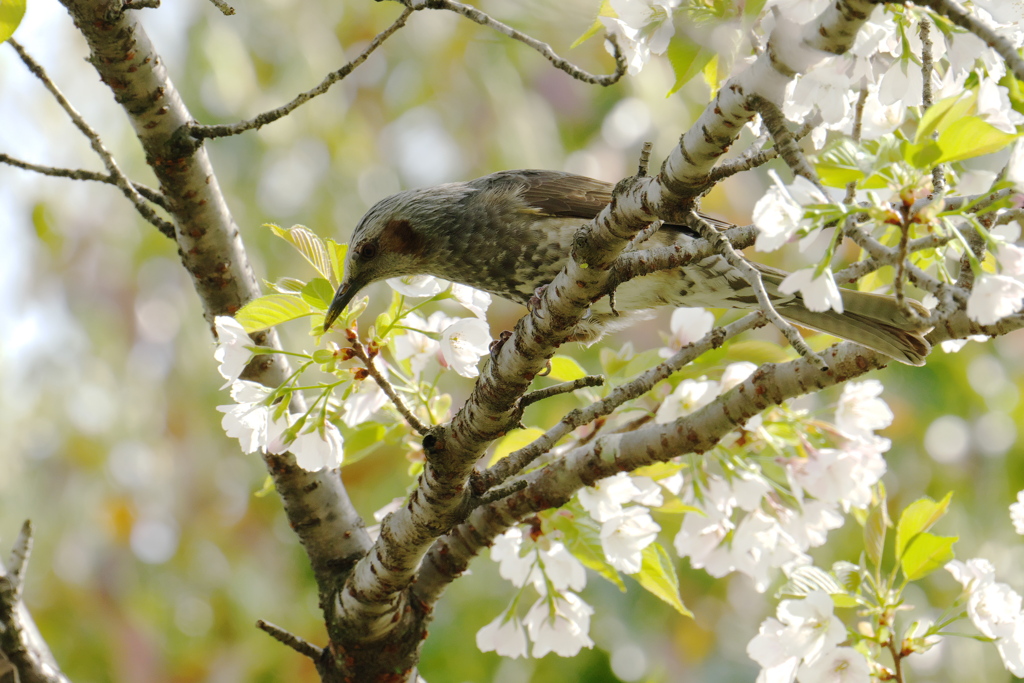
[528,285,548,312]
[489,330,513,362]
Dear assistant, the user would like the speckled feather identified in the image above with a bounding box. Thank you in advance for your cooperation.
[328,170,931,365]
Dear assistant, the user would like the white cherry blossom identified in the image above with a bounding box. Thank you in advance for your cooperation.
[967,274,1024,325]
[476,613,528,658]
[600,506,660,573]
[835,380,893,442]
[440,317,491,377]
[213,316,253,386]
[660,307,715,357]
[386,274,445,298]
[779,268,844,314]
[524,592,595,657]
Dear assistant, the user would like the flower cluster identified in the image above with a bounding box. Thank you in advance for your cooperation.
[213,272,495,471]
[670,380,890,592]
[947,558,1024,676]
[748,591,871,683]
[476,528,594,659]
[578,472,663,573]
[600,0,679,75]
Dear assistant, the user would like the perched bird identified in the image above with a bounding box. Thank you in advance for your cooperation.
[323,169,930,365]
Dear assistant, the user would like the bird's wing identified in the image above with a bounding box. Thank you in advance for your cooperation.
[483,169,737,238]
[500,170,614,219]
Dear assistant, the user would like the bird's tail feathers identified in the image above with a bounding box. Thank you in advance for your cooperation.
[776,301,930,366]
[757,267,932,365]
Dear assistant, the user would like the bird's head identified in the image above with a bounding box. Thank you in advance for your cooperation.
[322,185,468,332]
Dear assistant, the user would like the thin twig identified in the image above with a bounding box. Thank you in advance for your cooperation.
[256,619,322,659]
[7,40,177,239]
[748,95,822,191]
[707,116,819,185]
[919,17,946,196]
[473,479,528,508]
[419,0,626,86]
[348,339,430,436]
[0,153,171,212]
[189,8,413,141]
[520,376,605,408]
[688,211,828,369]
[208,0,235,15]
[624,220,665,252]
[912,187,1014,216]
[615,223,759,276]
[637,141,654,177]
[892,214,925,323]
[7,521,32,598]
[833,232,952,283]
[912,0,1024,82]
[845,87,869,204]
[843,221,968,317]
[475,313,765,491]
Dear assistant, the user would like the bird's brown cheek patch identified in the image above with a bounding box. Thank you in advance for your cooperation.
[380,219,425,256]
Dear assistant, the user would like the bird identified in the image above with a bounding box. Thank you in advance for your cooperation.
[323,169,930,365]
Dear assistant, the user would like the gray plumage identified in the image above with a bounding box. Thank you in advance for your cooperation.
[324,170,931,365]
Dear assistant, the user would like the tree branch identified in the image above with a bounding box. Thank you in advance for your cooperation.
[0,152,170,213]
[348,337,430,436]
[0,522,73,683]
[188,7,413,142]
[519,375,605,409]
[687,212,827,368]
[911,0,1024,82]
[416,300,1024,604]
[57,0,370,623]
[416,0,626,86]
[256,620,322,660]
[7,39,176,237]
[338,0,882,642]
[474,312,765,494]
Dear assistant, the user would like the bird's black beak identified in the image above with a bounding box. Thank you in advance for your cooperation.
[323,281,357,332]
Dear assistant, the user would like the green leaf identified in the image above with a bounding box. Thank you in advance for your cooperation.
[490,428,546,465]
[571,0,614,48]
[864,498,888,568]
[268,224,332,281]
[832,561,862,595]
[548,355,587,382]
[900,532,958,581]
[816,138,868,188]
[654,498,703,514]
[743,0,768,16]
[896,492,952,561]
[236,294,313,332]
[634,543,692,617]
[931,117,1021,165]
[312,349,336,364]
[915,91,975,144]
[253,475,276,498]
[342,422,387,466]
[550,512,626,590]
[301,277,335,310]
[779,565,845,598]
[269,277,306,294]
[666,38,715,96]
[0,0,26,44]
[905,140,943,169]
[326,239,347,287]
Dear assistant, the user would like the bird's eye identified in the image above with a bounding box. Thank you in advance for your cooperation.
[355,242,378,260]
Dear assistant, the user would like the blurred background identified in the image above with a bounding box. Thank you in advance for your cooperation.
[1,0,1023,681]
